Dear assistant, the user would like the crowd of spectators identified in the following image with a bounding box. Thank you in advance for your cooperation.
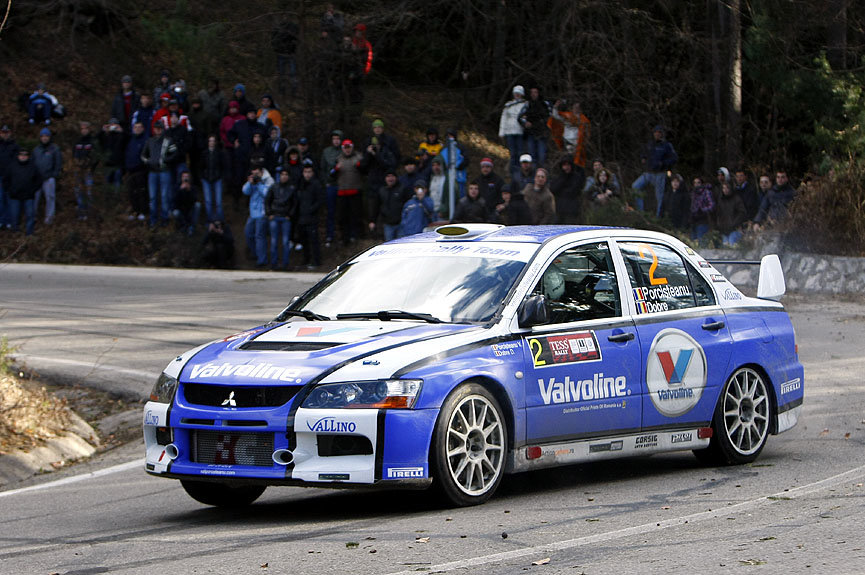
[0,12,802,268]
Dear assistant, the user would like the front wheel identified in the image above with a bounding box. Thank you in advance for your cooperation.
[180,480,266,507]
[431,384,507,507]
[694,367,771,465]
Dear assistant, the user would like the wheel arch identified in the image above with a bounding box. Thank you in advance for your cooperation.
[722,362,778,435]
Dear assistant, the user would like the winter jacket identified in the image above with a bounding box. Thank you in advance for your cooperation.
[477,171,506,208]
[498,99,525,138]
[452,195,488,223]
[333,151,367,194]
[32,142,62,180]
[549,109,591,168]
[174,183,199,215]
[198,89,227,124]
[201,148,227,182]
[111,89,140,126]
[370,182,409,225]
[232,85,255,115]
[99,129,128,168]
[715,192,747,234]
[131,105,155,136]
[125,132,148,173]
[229,118,267,158]
[73,134,98,170]
[498,193,533,225]
[265,131,288,176]
[399,195,435,236]
[736,180,760,220]
[141,134,178,172]
[550,169,582,221]
[219,112,243,149]
[523,184,557,225]
[320,144,342,185]
[297,177,323,226]
[519,97,551,138]
[0,137,20,178]
[439,141,467,185]
[753,183,795,225]
[265,181,298,219]
[690,184,715,226]
[509,168,534,196]
[3,158,42,200]
[242,177,272,219]
[257,106,282,130]
[642,138,678,172]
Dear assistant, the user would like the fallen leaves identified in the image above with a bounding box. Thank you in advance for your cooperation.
[532,558,551,566]
[739,559,767,566]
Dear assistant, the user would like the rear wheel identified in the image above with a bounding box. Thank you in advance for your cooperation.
[431,383,507,507]
[694,367,770,465]
[180,480,266,507]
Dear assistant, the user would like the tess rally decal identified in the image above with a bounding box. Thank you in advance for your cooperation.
[527,331,601,368]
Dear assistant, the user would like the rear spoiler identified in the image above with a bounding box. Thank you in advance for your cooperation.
[707,254,786,301]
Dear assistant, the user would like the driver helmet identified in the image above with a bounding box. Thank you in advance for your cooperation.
[542,264,565,301]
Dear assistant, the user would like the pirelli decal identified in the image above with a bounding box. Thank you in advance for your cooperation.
[527,331,601,368]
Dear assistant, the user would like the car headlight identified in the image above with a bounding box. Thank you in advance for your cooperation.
[301,380,422,409]
[150,373,179,403]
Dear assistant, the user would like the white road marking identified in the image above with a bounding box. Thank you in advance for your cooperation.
[14,354,157,379]
[387,463,865,575]
[0,459,143,498]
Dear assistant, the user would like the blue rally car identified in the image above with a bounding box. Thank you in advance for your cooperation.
[143,225,804,506]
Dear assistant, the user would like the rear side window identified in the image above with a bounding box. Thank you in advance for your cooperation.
[619,242,698,313]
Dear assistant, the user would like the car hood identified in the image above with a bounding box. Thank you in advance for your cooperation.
[179,320,481,386]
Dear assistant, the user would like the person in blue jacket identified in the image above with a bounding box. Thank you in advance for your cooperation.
[399,179,436,237]
[631,124,677,216]
[242,163,273,267]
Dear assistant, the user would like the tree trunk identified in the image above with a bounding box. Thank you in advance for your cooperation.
[490,0,507,101]
[726,0,742,167]
[827,0,848,70]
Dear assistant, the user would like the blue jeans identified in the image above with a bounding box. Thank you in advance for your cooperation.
[325,184,338,241]
[506,134,524,174]
[74,169,93,218]
[201,179,224,222]
[148,171,173,225]
[722,230,742,246]
[35,177,56,224]
[106,168,123,193]
[173,202,201,234]
[8,198,35,235]
[383,223,400,242]
[691,223,710,240]
[525,134,547,167]
[245,216,268,266]
[632,171,667,216]
[268,216,291,269]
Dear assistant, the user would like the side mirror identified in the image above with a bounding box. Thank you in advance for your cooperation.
[757,254,785,300]
[518,294,549,328]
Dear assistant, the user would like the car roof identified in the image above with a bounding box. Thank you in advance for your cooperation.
[390,225,624,245]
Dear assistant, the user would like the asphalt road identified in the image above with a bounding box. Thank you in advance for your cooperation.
[1,264,864,575]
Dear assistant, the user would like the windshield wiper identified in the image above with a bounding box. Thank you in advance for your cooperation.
[278,309,330,321]
[336,310,443,324]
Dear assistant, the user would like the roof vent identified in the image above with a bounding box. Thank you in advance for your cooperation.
[434,223,504,241]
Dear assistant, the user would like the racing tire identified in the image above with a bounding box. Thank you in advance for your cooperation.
[694,367,770,465]
[180,480,266,507]
[431,383,507,507]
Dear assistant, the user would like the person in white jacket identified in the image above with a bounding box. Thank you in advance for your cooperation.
[498,85,526,179]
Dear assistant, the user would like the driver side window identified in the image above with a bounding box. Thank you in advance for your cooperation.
[532,242,621,324]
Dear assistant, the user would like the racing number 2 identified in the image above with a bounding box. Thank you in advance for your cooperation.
[528,338,546,367]
[637,243,668,286]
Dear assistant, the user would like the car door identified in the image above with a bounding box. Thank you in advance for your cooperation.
[523,241,642,445]
[616,240,732,432]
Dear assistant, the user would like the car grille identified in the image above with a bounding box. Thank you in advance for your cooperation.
[239,341,338,351]
[192,431,274,466]
[183,383,300,407]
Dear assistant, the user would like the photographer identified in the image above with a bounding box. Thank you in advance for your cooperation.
[99,117,127,193]
[201,220,235,269]
[242,164,273,267]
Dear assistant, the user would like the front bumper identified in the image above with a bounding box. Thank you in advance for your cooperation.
[142,395,437,488]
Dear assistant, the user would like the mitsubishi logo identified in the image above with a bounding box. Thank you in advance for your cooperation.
[221,391,237,407]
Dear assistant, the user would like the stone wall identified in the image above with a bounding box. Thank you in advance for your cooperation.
[700,234,865,295]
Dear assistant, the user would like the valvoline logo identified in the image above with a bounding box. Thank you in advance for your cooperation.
[657,349,694,385]
[646,329,707,417]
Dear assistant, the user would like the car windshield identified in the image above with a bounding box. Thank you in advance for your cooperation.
[290,249,530,323]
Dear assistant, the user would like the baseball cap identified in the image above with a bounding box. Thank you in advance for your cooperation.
[519,154,533,163]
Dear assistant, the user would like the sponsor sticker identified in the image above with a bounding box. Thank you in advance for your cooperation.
[698,261,712,269]
[491,342,521,357]
[670,432,693,444]
[634,434,658,449]
[685,247,696,255]
[306,417,357,433]
[144,410,160,426]
[710,273,726,283]
[296,326,361,338]
[646,329,707,417]
[781,378,802,395]
[589,440,623,453]
[386,466,426,479]
[319,473,350,481]
[189,362,302,382]
[526,331,601,367]
[723,288,743,301]
[359,242,536,262]
[538,373,629,406]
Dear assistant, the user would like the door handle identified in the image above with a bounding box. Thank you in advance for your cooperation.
[608,332,635,343]
[702,320,725,331]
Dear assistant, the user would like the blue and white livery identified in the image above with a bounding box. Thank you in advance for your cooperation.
[143,225,804,507]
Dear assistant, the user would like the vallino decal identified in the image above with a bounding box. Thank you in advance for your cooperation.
[526,331,601,368]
